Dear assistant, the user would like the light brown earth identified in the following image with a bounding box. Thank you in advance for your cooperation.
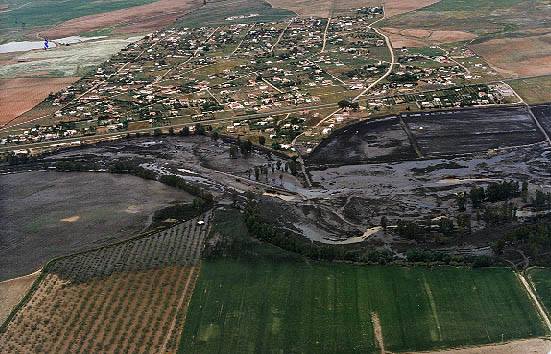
[0,271,39,324]
[470,34,551,78]
[40,0,203,38]
[383,0,441,17]
[381,27,477,48]
[0,77,79,127]
[408,338,551,354]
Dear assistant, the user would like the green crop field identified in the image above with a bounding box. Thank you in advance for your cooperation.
[179,260,546,353]
[528,268,551,315]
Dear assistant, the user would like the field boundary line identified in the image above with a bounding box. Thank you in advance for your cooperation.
[517,272,551,333]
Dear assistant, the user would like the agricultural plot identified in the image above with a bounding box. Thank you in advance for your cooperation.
[402,106,544,157]
[0,214,211,353]
[307,116,417,166]
[527,268,551,317]
[0,171,194,281]
[531,104,551,138]
[179,260,546,353]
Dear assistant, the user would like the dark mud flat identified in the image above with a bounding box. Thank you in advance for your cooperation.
[403,106,544,156]
[307,116,417,166]
[0,171,193,281]
[532,103,551,137]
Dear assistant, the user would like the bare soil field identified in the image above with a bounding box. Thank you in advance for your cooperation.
[408,337,551,354]
[382,27,476,47]
[0,272,39,324]
[0,77,78,127]
[40,0,203,38]
[0,171,193,281]
[383,0,441,17]
[470,34,551,77]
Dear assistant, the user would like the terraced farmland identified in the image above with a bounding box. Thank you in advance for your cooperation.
[179,261,546,353]
[0,213,211,353]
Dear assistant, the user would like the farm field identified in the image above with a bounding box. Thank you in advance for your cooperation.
[531,103,551,138]
[0,214,211,353]
[470,33,551,78]
[179,260,546,353]
[0,77,78,126]
[509,75,551,104]
[528,268,551,317]
[0,0,197,42]
[0,171,194,281]
[175,0,295,28]
[402,106,544,157]
[0,272,38,324]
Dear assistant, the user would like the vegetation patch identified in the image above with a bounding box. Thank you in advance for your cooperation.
[180,260,545,353]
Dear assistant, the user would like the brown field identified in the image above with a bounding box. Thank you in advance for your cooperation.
[470,34,551,77]
[382,27,477,47]
[408,338,551,354]
[0,265,198,353]
[0,77,79,127]
[0,272,39,324]
[383,0,441,17]
[41,0,203,38]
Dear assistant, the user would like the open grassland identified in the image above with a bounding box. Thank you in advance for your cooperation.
[41,0,203,39]
[179,261,545,353]
[0,214,211,353]
[471,33,551,77]
[509,75,551,104]
[176,0,295,28]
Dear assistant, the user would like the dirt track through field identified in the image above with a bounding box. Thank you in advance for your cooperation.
[517,272,551,332]
[371,312,386,354]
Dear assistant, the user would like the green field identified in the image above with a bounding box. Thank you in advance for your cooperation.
[528,268,551,315]
[179,260,546,353]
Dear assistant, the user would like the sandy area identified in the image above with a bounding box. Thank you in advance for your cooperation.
[381,27,477,47]
[471,34,551,78]
[41,0,203,38]
[383,0,441,17]
[0,77,78,127]
[0,271,39,324]
[408,337,551,354]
